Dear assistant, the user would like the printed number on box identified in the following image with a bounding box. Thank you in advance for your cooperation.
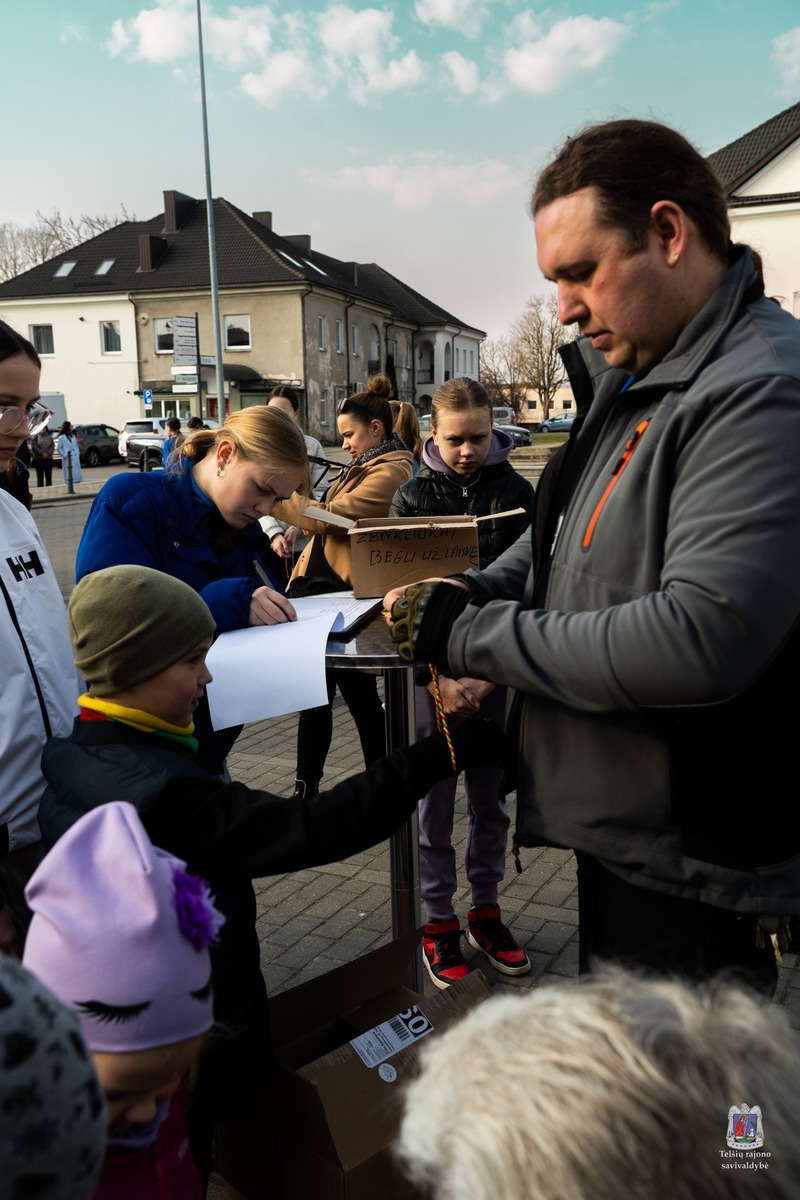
[350,1006,434,1068]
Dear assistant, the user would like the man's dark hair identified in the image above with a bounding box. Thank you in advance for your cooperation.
[533,120,730,262]
[166,417,181,433]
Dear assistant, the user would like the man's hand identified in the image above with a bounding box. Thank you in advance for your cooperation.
[249,587,297,626]
[383,577,468,626]
[459,677,495,703]
[389,580,472,665]
[429,675,480,715]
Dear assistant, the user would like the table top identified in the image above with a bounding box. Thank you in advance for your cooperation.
[325,609,410,669]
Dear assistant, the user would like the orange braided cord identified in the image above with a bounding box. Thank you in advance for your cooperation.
[429,665,457,775]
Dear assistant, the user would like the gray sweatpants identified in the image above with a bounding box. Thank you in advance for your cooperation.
[416,682,510,922]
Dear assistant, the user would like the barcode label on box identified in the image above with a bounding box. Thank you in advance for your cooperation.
[350,1006,434,1068]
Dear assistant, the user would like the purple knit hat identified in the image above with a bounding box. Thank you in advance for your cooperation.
[24,803,224,1053]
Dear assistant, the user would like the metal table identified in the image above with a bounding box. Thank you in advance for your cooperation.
[326,611,422,988]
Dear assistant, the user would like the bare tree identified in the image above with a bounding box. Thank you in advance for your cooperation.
[480,334,529,418]
[512,294,571,423]
[0,207,134,282]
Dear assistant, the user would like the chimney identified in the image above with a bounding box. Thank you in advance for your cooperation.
[138,234,168,272]
[252,211,272,230]
[284,234,311,255]
[163,190,196,234]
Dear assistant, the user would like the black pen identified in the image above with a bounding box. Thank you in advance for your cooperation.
[252,559,273,589]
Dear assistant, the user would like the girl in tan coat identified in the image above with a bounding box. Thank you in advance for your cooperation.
[276,376,412,797]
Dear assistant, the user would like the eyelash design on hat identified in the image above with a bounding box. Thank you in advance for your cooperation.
[190,977,212,1003]
[74,999,151,1025]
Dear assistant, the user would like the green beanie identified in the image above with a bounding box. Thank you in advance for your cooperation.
[68,565,216,695]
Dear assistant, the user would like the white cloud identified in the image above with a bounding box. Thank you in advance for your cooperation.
[207,6,274,69]
[414,0,486,40]
[441,50,480,95]
[241,50,319,105]
[59,22,88,44]
[106,0,196,64]
[317,5,424,102]
[506,11,543,42]
[771,26,800,98]
[504,15,629,94]
[309,154,526,209]
[106,1,275,69]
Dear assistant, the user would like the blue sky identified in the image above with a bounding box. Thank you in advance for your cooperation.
[5,0,799,338]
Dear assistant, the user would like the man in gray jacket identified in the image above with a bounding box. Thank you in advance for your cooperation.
[388,119,800,994]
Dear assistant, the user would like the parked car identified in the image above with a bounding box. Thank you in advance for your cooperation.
[493,423,531,447]
[418,414,432,434]
[126,433,168,472]
[492,406,516,425]
[120,417,219,465]
[72,424,122,467]
[538,412,576,433]
[119,418,173,462]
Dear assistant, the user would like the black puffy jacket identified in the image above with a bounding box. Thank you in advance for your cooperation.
[389,438,534,568]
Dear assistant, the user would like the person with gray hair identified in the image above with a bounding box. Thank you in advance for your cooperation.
[398,972,800,1200]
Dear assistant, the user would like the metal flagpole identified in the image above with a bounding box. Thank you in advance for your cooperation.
[195,0,227,418]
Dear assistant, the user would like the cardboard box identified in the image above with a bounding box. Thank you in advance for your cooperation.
[299,507,526,599]
[348,515,479,598]
[215,932,492,1199]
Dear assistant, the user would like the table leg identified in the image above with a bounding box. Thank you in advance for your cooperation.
[383,667,422,990]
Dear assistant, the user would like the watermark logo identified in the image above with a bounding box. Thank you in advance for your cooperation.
[726,1104,764,1150]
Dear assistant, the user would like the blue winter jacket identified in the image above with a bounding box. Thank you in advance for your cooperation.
[76,462,281,631]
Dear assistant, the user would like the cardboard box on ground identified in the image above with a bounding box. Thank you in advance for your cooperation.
[215,933,491,1199]
[306,508,527,598]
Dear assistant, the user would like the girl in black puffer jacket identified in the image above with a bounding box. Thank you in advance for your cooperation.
[389,378,535,990]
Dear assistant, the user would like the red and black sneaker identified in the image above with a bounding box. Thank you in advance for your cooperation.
[467,905,531,976]
[422,918,470,990]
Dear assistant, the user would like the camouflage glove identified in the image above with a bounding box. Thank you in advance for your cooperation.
[390,582,471,666]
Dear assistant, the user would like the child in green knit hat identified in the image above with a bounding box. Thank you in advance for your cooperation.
[39,563,507,1183]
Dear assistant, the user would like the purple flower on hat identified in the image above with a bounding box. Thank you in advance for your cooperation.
[171,869,225,951]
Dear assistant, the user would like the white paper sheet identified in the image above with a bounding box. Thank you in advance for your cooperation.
[205,613,339,729]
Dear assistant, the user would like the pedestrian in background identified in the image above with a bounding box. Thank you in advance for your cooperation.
[57,420,83,485]
[31,424,54,486]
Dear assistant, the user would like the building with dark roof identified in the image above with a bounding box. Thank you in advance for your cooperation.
[0,190,484,437]
[708,102,800,315]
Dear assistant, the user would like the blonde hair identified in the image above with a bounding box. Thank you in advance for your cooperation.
[177,407,311,496]
[398,971,800,1200]
[390,401,422,463]
[431,376,492,431]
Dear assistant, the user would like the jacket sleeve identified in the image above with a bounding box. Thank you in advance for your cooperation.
[76,483,166,580]
[75,480,256,632]
[447,373,800,713]
[145,734,455,879]
[280,458,412,539]
[389,480,417,519]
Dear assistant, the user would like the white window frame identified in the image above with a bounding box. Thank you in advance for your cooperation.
[405,343,412,369]
[351,323,360,357]
[335,320,344,354]
[319,391,329,426]
[153,318,174,355]
[318,316,328,352]
[29,324,54,356]
[100,320,121,354]
[224,314,251,351]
